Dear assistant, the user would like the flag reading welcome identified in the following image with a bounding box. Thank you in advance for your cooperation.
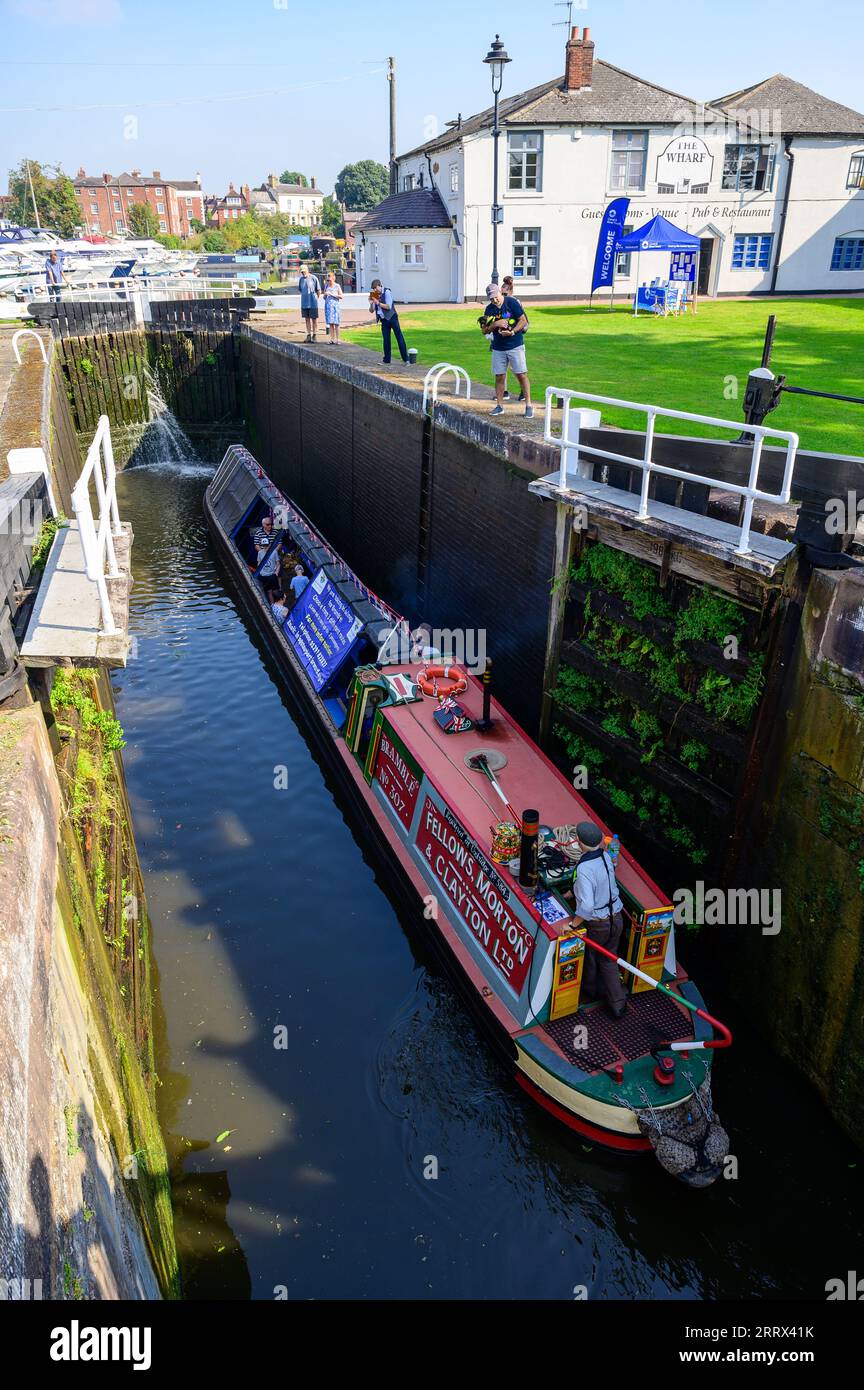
[591,197,630,294]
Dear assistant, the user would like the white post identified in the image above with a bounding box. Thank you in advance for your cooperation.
[735,434,765,556]
[637,410,656,520]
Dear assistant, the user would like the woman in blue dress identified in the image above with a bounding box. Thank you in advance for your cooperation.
[323,271,344,344]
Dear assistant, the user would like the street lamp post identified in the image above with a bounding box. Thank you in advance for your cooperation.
[483,34,511,286]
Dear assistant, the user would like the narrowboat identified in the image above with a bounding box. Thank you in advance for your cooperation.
[204,445,732,1186]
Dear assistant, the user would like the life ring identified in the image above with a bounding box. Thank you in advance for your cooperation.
[418,664,468,698]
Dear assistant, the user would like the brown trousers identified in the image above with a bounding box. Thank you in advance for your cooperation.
[583,911,627,1010]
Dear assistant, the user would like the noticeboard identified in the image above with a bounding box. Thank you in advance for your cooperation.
[284,568,363,692]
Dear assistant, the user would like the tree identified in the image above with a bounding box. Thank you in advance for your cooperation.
[6,159,81,237]
[221,212,270,252]
[201,229,228,252]
[128,201,160,239]
[334,160,389,210]
[279,170,308,187]
[320,195,343,237]
[189,217,205,233]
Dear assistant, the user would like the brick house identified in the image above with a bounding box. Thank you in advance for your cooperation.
[73,170,204,238]
[205,183,251,228]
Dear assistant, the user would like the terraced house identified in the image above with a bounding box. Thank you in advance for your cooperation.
[358,26,864,302]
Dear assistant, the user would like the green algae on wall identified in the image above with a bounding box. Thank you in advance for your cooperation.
[50,667,180,1296]
[734,570,864,1148]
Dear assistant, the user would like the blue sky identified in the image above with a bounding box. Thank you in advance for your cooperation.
[1,0,861,197]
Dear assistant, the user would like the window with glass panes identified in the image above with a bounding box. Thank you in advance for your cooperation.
[615,224,635,277]
[722,144,775,191]
[402,242,425,265]
[508,132,543,191]
[847,154,864,189]
[610,130,648,190]
[512,227,540,279]
[731,233,773,270]
[830,236,864,270]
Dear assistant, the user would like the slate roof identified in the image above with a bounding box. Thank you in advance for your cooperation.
[74,173,199,189]
[354,188,453,232]
[712,74,864,136]
[398,61,721,159]
[265,182,324,197]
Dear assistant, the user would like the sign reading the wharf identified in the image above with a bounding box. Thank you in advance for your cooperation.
[656,135,714,192]
[285,568,363,692]
[374,721,422,829]
[416,797,534,991]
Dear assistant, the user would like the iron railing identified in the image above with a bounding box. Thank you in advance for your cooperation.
[72,414,122,635]
[543,387,799,558]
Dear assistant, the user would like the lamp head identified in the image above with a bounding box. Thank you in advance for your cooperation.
[483,34,511,94]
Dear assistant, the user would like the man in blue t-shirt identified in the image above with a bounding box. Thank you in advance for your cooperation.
[480,284,533,418]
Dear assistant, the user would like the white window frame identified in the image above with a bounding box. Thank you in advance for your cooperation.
[846,153,864,190]
[615,223,635,278]
[610,130,648,192]
[402,241,425,267]
[512,226,540,281]
[402,174,415,192]
[507,131,543,192]
[449,163,459,194]
[722,143,776,192]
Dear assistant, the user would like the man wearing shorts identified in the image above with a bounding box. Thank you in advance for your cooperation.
[483,285,532,418]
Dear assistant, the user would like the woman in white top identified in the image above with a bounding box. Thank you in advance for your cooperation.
[323,271,344,344]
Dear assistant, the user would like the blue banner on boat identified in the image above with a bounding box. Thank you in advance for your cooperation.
[284,568,364,692]
[591,197,630,293]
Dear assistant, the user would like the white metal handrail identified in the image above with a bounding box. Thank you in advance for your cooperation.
[422,361,472,413]
[71,414,122,635]
[544,387,799,558]
[11,327,48,364]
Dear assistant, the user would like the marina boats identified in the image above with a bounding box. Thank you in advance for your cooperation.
[204,445,733,1185]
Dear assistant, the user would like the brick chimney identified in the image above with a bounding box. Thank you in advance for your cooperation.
[152,169,161,179]
[564,25,594,91]
[241,184,250,202]
[268,172,278,188]
[76,166,86,178]
[310,176,316,189]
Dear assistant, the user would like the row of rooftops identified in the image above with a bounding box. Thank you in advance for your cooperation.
[397,35,864,163]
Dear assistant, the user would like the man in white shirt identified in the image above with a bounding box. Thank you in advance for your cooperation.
[571,821,627,1019]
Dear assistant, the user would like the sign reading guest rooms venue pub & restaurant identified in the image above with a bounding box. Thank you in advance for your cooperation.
[415,796,535,992]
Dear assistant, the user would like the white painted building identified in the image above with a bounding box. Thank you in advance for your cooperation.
[250,175,325,227]
[360,28,864,302]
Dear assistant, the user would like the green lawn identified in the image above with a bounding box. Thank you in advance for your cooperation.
[345,298,864,457]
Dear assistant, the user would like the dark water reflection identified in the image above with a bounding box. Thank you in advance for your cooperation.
[113,456,861,1302]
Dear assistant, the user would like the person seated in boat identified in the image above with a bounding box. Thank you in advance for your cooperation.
[289,564,310,603]
[270,590,290,623]
[570,821,627,1021]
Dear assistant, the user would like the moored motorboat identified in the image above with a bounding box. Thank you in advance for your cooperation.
[204,445,732,1185]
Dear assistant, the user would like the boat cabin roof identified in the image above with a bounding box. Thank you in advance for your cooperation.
[381,662,669,924]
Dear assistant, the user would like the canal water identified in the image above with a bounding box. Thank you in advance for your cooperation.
[113,422,861,1302]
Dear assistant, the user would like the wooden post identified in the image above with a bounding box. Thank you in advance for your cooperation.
[539,501,577,746]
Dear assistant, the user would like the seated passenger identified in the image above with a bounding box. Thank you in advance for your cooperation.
[271,591,290,622]
[251,515,274,567]
[289,564,310,602]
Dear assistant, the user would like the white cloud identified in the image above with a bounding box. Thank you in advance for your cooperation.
[8,0,123,24]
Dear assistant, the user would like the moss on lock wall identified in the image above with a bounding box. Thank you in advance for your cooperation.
[49,668,180,1297]
[731,569,864,1145]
